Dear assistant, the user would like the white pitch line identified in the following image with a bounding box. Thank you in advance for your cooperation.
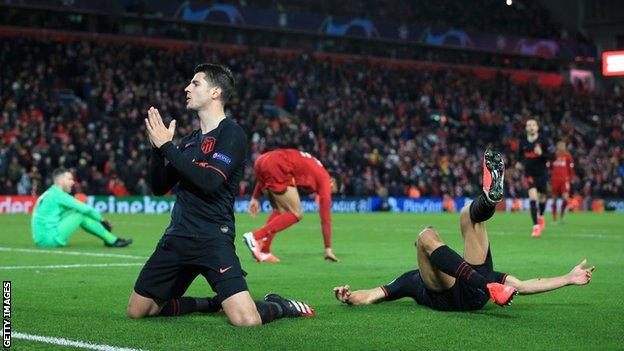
[0,263,143,270]
[13,332,147,351]
[492,231,619,239]
[0,247,146,259]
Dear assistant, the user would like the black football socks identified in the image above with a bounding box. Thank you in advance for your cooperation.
[469,194,497,223]
[529,200,538,224]
[539,201,546,216]
[429,245,490,290]
[158,296,220,316]
[255,300,283,324]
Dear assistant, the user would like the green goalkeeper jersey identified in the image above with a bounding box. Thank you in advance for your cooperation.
[31,185,102,236]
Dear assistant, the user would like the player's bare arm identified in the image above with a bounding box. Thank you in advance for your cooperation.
[325,248,339,262]
[504,259,594,295]
[318,182,339,262]
[247,197,260,217]
[333,285,385,305]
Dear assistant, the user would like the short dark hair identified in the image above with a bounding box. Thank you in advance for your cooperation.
[194,63,235,103]
[52,167,69,180]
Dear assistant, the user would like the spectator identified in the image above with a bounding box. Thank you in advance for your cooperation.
[0,37,621,200]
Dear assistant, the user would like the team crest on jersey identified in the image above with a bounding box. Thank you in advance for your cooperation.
[201,137,216,154]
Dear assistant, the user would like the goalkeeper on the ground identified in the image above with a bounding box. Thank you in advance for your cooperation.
[31,167,132,248]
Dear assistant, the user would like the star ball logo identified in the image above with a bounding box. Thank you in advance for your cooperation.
[2,281,10,349]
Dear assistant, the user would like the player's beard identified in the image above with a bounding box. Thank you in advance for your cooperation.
[186,101,200,112]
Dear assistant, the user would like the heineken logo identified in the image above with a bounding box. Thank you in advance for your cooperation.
[86,196,176,214]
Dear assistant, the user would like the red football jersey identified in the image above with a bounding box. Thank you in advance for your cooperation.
[252,149,330,195]
[550,151,574,181]
[287,149,330,194]
[252,149,333,247]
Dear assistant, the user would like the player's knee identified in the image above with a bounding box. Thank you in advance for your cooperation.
[126,298,159,319]
[460,204,471,218]
[416,227,440,249]
[528,189,538,200]
[228,312,261,327]
[460,204,474,224]
[81,216,94,227]
[126,305,148,319]
[290,208,304,220]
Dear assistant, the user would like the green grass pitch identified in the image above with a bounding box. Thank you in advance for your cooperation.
[1,212,623,350]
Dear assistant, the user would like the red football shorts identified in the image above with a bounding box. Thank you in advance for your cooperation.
[551,179,570,197]
[254,154,295,194]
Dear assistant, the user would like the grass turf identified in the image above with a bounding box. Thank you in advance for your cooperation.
[1,212,622,350]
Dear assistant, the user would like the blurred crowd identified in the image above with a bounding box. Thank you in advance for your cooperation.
[0,5,565,73]
[1,37,622,199]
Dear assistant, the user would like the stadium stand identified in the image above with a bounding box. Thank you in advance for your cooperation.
[1,36,622,199]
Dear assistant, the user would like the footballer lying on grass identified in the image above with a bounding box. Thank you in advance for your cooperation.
[334,149,594,311]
